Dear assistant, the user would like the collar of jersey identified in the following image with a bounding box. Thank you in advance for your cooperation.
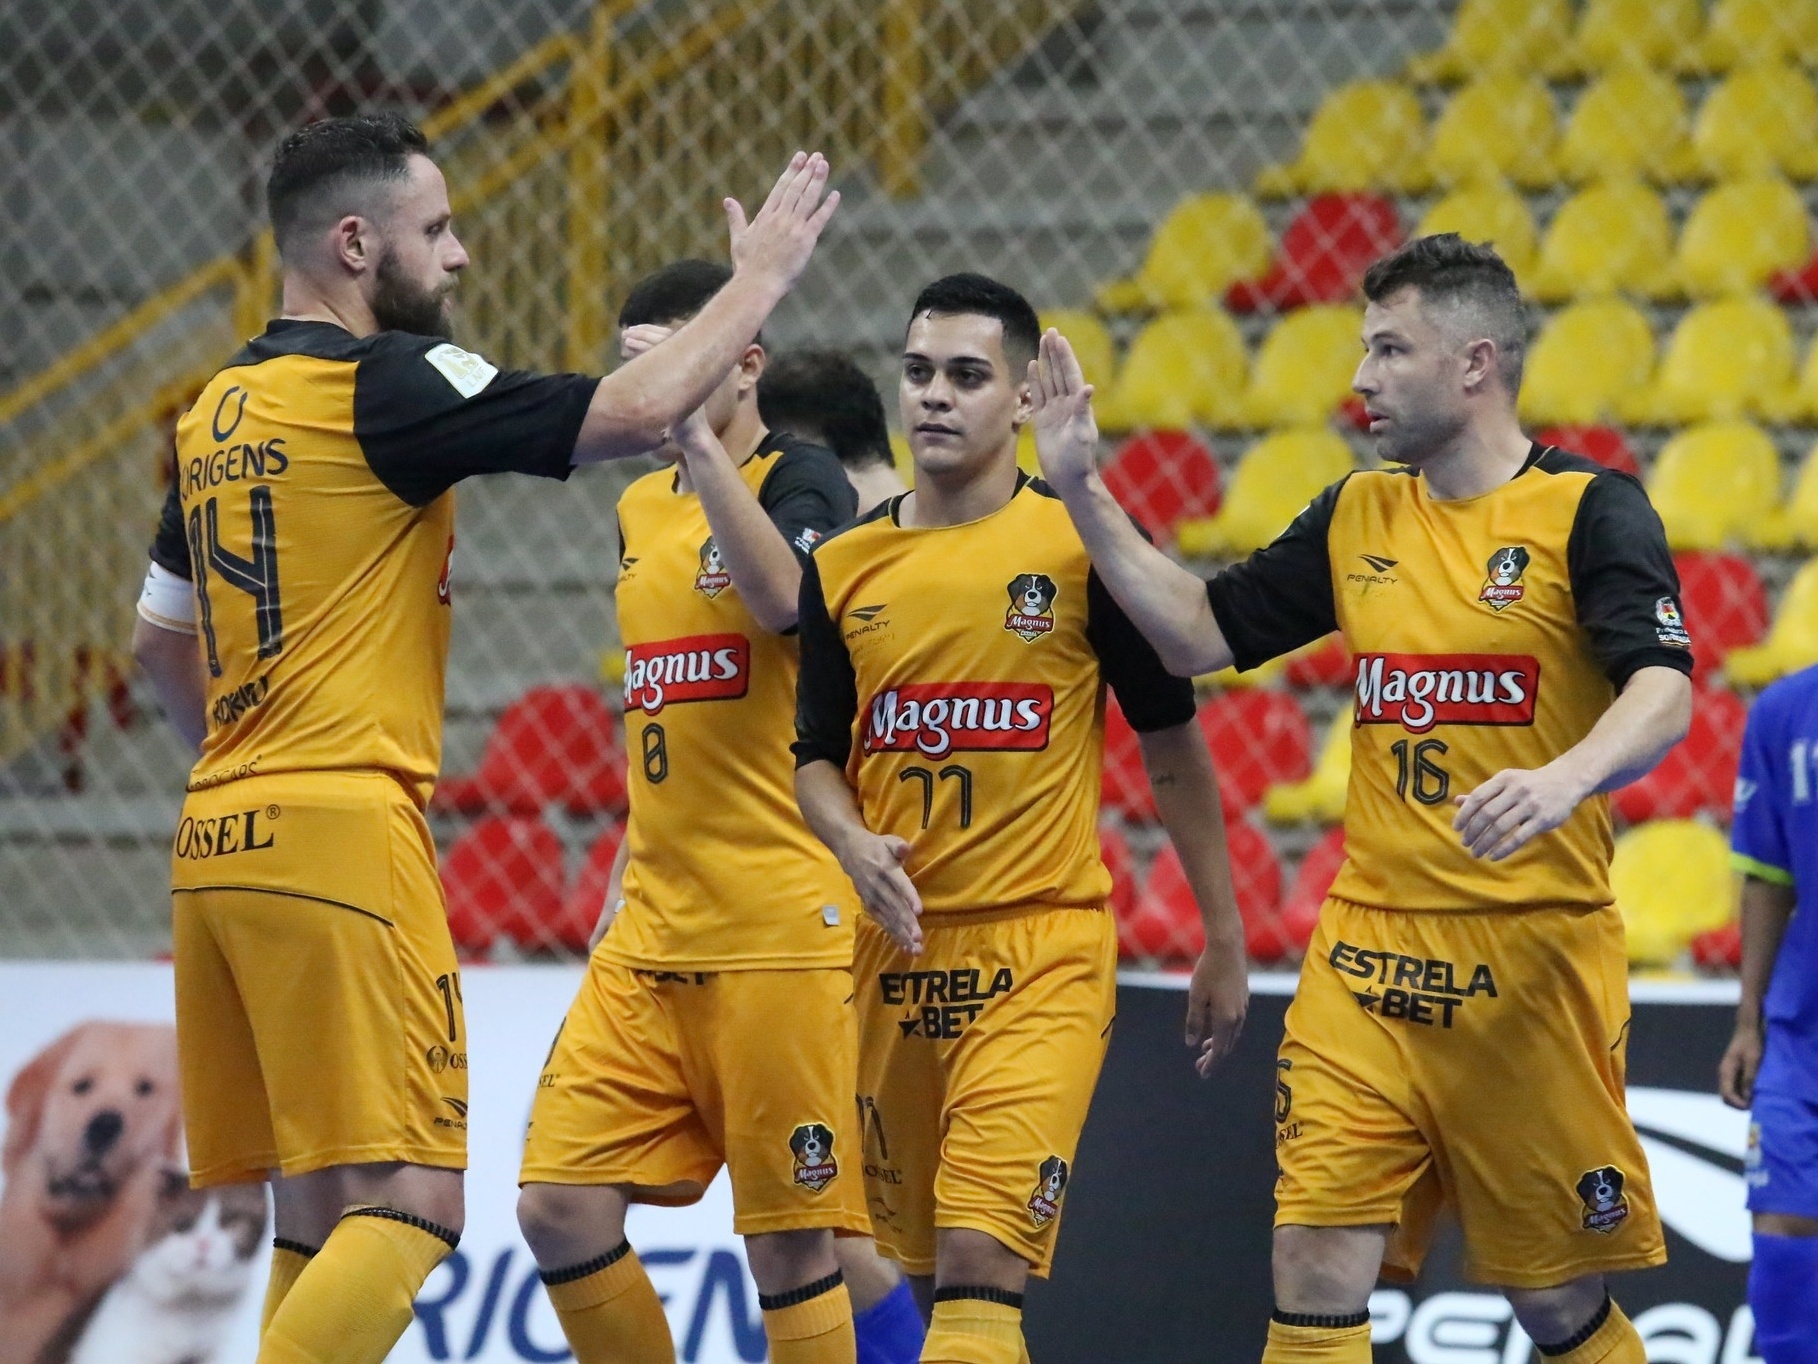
[1414,441,1547,508]
[888,469,1031,531]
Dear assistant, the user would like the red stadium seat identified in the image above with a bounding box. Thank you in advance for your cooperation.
[547,821,628,954]
[1100,430,1223,548]
[435,684,627,817]
[1675,551,1771,680]
[1225,194,1403,314]
[1102,696,1156,822]
[1198,690,1315,814]
[1692,921,1742,971]
[1535,425,1643,478]
[1610,685,1747,823]
[441,815,567,959]
[1126,819,1287,966]
[1281,827,1347,954]
[1771,250,1818,305]
[1101,823,1139,926]
[1283,634,1353,689]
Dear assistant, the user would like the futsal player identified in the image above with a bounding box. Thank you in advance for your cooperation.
[760,348,907,516]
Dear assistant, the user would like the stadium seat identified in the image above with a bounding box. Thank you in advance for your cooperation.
[1611,686,1747,823]
[1417,183,1539,283]
[1685,64,1818,183]
[1263,711,1350,825]
[553,821,627,955]
[1038,309,1116,391]
[1517,300,1657,427]
[1225,194,1402,314]
[1611,819,1734,966]
[1754,442,1818,551]
[1102,695,1156,823]
[1759,335,1818,428]
[1675,551,1771,678]
[441,815,567,960]
[1093,309,1248,433]
[1198,690,1314,816]
[1177,428,1356,559]
[1101,823,1139,924]
[1671,177,1811,300]
[1551,68,1691,186]
[1623,299,1797,427]
[1100,430,1222,548]
[1423,74,1559,191]
[1282,633,1353,689]
[1690,0,1818,73]
[1095,192,1273,314]
[1132,821,1288,965]
[1647,421,1783,552]
[1229,305,1365,430]
[1280,826,1347,955]
[1534,425,1642,477]
[1404,0,1572,85]
[1526,181,1676,302]
[1691,921,1743,971]
[435,684,627,817]
[1253,80,1429,197]
[1555,0,1702,77]
[1728,558,1818,686]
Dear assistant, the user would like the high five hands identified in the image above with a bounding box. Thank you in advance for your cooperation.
[726,152,841,295]
[1027,328,1100,494]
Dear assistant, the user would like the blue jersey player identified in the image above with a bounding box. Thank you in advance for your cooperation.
[1721,662,1818,1364]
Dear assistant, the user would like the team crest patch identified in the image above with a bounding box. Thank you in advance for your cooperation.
[1005,573,1058,642]
[1478,546,1531,612]
[695,537,731,598]
[1654,596,1693,649]
[789,1123,838,1192]
[1027,1155,1069,1228]
[1575,1165,1630,1234]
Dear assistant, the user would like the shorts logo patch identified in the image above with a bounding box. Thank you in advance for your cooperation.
[1575,1165,1630,1234]
[789,1122,838,1192]
[1478,545,1530,612]
[1027,1155,1069,1229]
[1005,573,1058,642]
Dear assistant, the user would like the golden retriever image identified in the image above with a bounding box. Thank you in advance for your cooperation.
[0,1022,181,1364]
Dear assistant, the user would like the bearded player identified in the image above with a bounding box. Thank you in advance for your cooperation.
[793,273,1248,1363]
[1032,235,1691,1364]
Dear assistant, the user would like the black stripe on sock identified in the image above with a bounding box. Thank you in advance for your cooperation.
[759,1269,844,1313]
[1535,1294,1612,1357]
[1272,1309,1370,1330]
[272,1237,320,1258]
[540,1240,632,1286]
[933,1285,1025,1310]
[341,1204,460,1251]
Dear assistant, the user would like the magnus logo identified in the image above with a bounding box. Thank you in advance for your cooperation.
[863,683,1052,758]
[1354,653,1540,734]
[624,633,749,714]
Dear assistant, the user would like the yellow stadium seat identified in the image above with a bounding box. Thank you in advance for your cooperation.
[1095,193,1273,314]
[1176,428,1355,559]
[1424,74,1559,191]
[1671,178,1811,300]
[1038,309,1117,391]
[1646,420,1784,551]
[1232,305,1364,430]
[1555,0,1703,78]
[1551,68,1692,186]
[1611,820,1733,966]
[1405,0,1573,84]
[1093,309,1248,434]
[1418,183,1540,282]
[1622,298,1797,426]
[1526,181,1675,302]
[889,432,914,485]
[1728,559,1818,686]
[1254,81,1429,198]
[1690,0,1818,73]
[1517,299,1657,427]
[1752,442,1818,551]
[1264,712,1350,825]
[1685,64,1818,183]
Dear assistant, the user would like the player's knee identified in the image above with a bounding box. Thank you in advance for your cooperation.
[934,1228,1029,1294]
[1271,1225,1386,1315]
[834,1237,903,1310]
[515,1182,608,1266]
[1504,1274,1607,1346]
[744,1227,838,1296]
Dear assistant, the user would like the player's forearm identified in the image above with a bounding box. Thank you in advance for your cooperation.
[1054,475,1232,677]
[681,435,802,632]
[130,615,206,753]
[795,759,872,865]
[1558,666,1693,797]
[1736,876,1797,1027]
[1138,722,1245,953]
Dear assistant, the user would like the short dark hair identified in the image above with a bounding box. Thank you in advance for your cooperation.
[267,113,429,256]
[618,259,735,329]
[908,273,1041,372]
[759,350,893,469]
[1361,234,1527,390]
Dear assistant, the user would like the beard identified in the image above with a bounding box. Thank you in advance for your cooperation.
[371,249,456,339]
[1371,402,1467,467]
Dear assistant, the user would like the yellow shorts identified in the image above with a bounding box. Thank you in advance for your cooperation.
[1276,897,1667,1289]
[171,771,467,1187]
[520,961,870,1238]
[853,906,1116,1278]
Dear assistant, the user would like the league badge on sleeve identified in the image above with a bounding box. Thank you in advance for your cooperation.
[789,1123,839,1192]
[1005,573,1058,642]
[1478,546,1531,612]
[1027,1155,1070,1228]
[1654,596,1693,649]
[1575,1165,1631,1234]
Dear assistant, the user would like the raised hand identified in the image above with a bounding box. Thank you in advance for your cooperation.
[1027,327,1100,495]
[725,151,841,297]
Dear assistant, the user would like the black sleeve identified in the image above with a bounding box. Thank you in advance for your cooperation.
[1567,471,1695,688]
[149,476,191,579]
[759,440,859,560]
[792,553,860,768]
[1203,476,1346,672]
[353,335,601,506]
[1086,521,1199,731]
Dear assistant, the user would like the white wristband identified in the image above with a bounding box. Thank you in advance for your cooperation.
[136,561,198,635]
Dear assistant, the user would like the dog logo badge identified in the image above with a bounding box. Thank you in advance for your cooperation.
[1027,1155,1070,1228]
[789,1122,839,1192]
[695,537,731,598]
[1478,546,1531,612]
[1005,573,1058,642]
[1575,1165,1630,1234]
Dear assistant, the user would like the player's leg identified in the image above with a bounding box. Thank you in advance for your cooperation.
[517,1181,673,1364]
[1502,1275,1644,1364]
[837,1237,925,1363]
[1745,1087,1818,1364]
[743,1228,853,1363]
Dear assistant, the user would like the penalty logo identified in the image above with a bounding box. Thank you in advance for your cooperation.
[1005,573,1058,642]
[1478,545,1530,612]
[695,537,731,598]
[1027,1154,1069,1228]
[1575,1165,1630,1234]
[789,1122,839,1192]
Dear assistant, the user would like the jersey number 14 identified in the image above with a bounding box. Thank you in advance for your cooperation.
[186,487,283,677]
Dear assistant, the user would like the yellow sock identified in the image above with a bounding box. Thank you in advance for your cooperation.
[542,1241,675,1364]
[1262,1315,1373,1362]
[259,1207,455,1364]
[922,1292,1024,1364]
[259,1240,316,1335]
[1535,1297,1645,1364]
[761,1272,856,1363]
